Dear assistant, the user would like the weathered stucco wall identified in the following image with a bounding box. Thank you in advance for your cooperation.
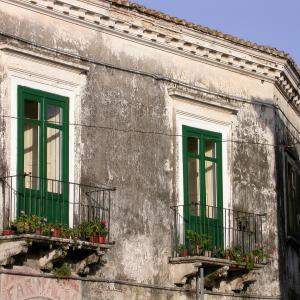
[0,0,299,299]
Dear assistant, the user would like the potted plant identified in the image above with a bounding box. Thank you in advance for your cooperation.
[30,215,44,235]
[186,230,210,256]
[227,246,243,265]
[60,225,72,239]
[79,221,94,241]
[11,213,31,234]
[2,226,15,236]
[51,224,61,238]
[212,247,225,259]
[252,246,268,264]
[177,244,188,257]
[70,227,80,241]
[98,219,108,244]
[42,224,51,237]
[204,249,212,257]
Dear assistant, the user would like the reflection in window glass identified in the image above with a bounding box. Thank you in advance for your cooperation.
[205,139,216,158]
[24,124,39,189]
[188,157,200,216]
[25,100,39,120]
[47,127,62,193]
[47,105,62,125]
[205,160,217,219]
[188,137,199,154]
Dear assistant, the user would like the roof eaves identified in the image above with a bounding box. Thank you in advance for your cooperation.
[110,0,300,78]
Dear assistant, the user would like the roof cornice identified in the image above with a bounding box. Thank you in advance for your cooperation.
[2,0,300,113]
[3,0,285,79]
[111,0,300,75]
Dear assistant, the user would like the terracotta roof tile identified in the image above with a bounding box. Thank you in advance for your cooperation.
[110,0,300,77]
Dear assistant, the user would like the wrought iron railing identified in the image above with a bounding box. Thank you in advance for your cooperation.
[0,174,115,241]
[171,203,266,260]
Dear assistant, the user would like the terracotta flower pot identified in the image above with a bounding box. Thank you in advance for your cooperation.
[51,228,61,238]
[180,249,188,257]
[204,250,212,257]
[35,228,42,235]
[89,235,99,243]
[99,236,106,244]
[2,229,15,236]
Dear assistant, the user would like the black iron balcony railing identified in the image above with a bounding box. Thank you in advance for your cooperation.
[0,174,115,242]
[171,203,266,261]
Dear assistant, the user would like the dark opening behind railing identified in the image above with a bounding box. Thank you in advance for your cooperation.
[171,203,265,259]
[0,174,115,242]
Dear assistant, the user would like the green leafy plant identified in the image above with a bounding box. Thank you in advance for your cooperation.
[60,225,72,238]
[252,246,269,263]
[10,213,45,234]
[42,224,51,236]
[98,219,108,237]
[78,221,94,239]
[186,230,211,255]
[52,263,71,277]
[11,213,31,234]
[212,247,225,259]
[227,246,243,265]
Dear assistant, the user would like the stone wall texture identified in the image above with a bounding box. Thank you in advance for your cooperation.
[0,0,299,299]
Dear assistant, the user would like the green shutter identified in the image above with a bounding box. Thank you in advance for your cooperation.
[17,86,69,224]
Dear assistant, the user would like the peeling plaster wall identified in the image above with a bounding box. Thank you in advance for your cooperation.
[0,1,298,299]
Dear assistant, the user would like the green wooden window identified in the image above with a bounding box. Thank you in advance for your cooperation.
[182,125,223,247]
[284,153,300,241]
[17,86,69,224]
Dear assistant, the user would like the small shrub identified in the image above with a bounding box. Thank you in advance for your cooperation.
[52,263,71,277]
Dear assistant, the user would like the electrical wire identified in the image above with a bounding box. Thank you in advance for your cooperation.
[0,31,299,147]
[1,114,299,148]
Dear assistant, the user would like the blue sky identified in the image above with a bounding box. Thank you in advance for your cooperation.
[133,0,300,67]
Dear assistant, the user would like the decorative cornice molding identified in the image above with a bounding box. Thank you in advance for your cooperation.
[1,0,300,114]
[0,44,90,73]
[277,72,300,111]
[1,0,284,81]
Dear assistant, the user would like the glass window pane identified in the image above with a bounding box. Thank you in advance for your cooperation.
[24,124,39,189]
[205,161,217,218]
[188,157,200,216]
[25,100,39,120]
[205,139,216,158]
[47,127,62,193]
[188,137,199,154]
[47,105,62,125]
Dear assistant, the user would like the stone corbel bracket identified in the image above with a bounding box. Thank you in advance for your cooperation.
[0,240,29,266]
[5,0,285,82]
[39,246,68,271]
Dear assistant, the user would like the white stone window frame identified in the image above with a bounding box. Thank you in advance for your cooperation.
[0,46,88,227]
[171,93,234,248]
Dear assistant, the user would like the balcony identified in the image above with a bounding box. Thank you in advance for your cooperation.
[0,174,115,276]
[170,204,268,292]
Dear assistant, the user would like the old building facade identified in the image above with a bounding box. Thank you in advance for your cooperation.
[0,0,299,299]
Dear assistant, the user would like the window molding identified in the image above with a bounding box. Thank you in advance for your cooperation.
[1,49,87,226]
[175,107,231,213]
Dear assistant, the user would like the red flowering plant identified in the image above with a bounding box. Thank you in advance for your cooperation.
[98,219,108,237]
